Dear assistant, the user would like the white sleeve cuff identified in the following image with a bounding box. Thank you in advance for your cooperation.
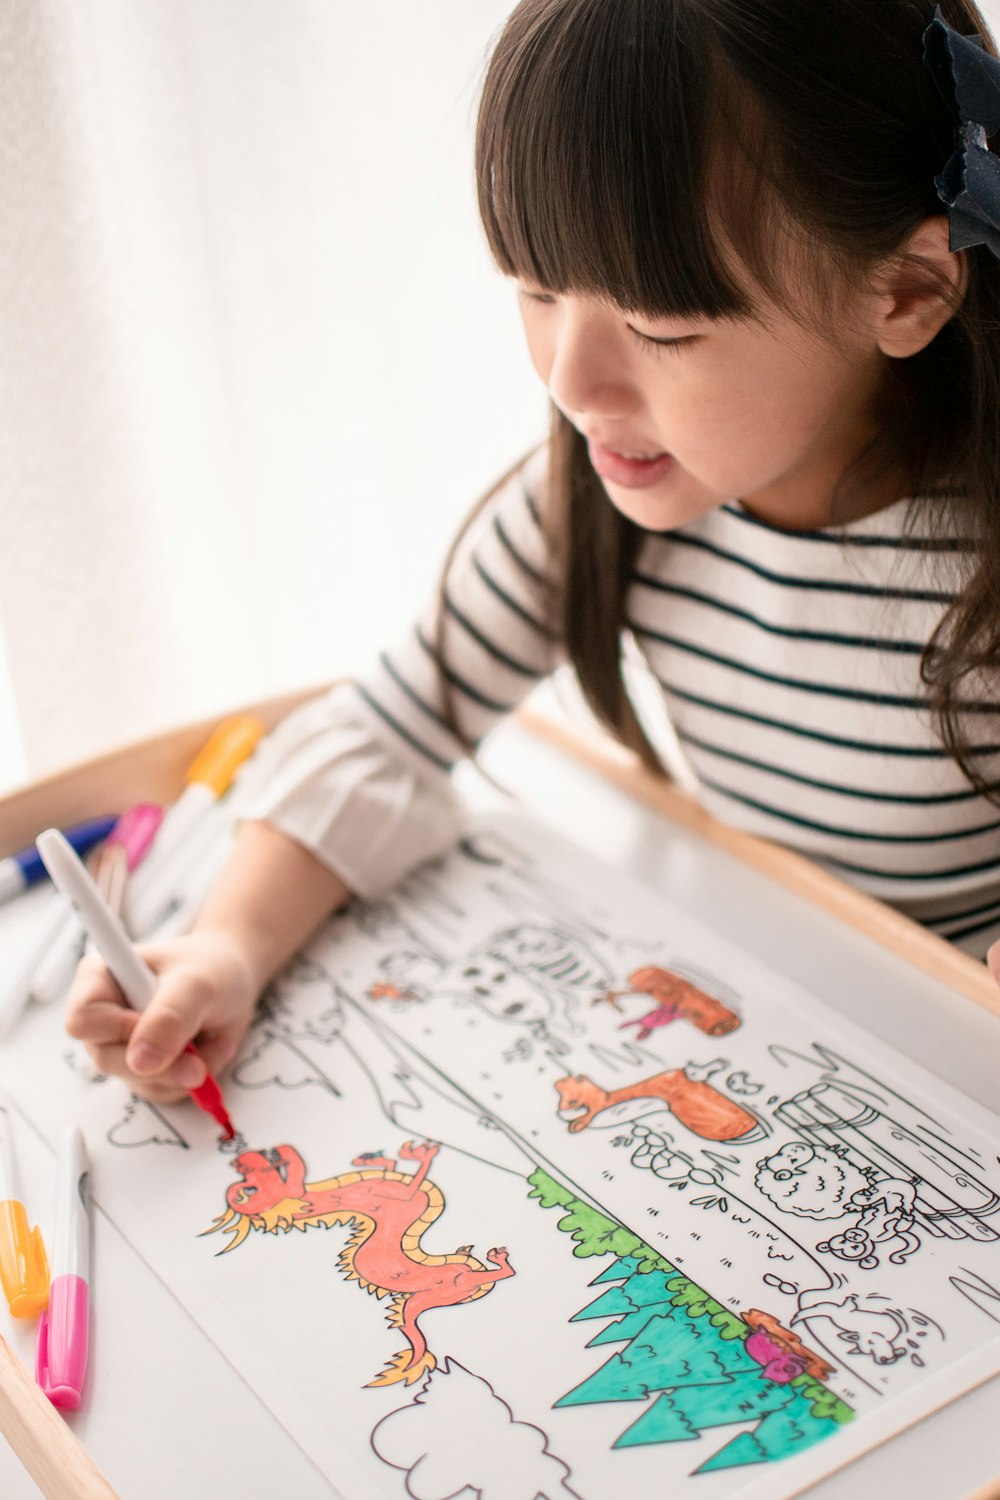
[237,683,465,899]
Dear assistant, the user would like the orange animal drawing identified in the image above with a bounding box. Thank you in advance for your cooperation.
[602,966,740,1039]
[203,1140,514,1386]
[554,1070,766,1142]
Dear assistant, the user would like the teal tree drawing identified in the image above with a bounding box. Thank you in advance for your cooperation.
[528,1169,852,1475]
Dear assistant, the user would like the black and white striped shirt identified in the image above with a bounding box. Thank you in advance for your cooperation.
[247,450,1000,960]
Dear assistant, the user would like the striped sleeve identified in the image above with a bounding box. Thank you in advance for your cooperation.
[240,450,559,896]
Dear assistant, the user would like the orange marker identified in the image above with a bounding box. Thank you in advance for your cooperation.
[0,1090,49,1318]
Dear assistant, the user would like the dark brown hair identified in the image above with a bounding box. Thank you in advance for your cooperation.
[448,0,1000,793]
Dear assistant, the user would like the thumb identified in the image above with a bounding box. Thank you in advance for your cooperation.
[125,984,206,1077]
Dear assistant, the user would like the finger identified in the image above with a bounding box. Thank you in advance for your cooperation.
[66,998,140,1047]
[65,954,132,1033]
[124,960,217,1080]
[125,979,211,1078]
[987,940,1000,985]
[189,1022,246,1079]
[88,1040,207,1098]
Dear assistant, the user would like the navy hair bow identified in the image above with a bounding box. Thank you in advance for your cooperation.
[923,6,1000,257]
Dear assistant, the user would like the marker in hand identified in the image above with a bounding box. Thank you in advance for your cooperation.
[35,829,237,1141]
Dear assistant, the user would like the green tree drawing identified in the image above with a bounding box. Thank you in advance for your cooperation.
[528,1167,853,1474]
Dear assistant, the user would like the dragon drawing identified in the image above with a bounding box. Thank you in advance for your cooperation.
[202,1139,515,1387]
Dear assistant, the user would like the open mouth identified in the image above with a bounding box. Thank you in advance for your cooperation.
[587,440,675,490]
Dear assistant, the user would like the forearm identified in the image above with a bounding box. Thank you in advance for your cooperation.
[192,819,351,991]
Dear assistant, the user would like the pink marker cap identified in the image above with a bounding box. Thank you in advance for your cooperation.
[105,804,164,871]
[36,1273,89,1409]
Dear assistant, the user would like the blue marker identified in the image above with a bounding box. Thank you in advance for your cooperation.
[0,816,117,906]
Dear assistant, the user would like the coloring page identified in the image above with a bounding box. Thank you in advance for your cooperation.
[5,812,1000,1498]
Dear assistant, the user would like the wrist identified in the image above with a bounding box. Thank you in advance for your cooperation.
[191,820,351,993]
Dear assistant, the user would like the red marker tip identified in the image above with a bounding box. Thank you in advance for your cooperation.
[186,1055,237,1140]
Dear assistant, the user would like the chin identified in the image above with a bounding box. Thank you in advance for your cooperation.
[600,478,720,533]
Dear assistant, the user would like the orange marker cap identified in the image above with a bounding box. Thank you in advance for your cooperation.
[184,716,265,796]
[0,1198,50,1319]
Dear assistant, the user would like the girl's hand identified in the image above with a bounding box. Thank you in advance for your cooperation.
[988,940,1000,989]
[64,930,258,1105]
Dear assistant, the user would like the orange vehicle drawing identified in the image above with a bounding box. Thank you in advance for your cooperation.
[601,967,740,1039]
[203,1139,514,1387]
[555,1069,767,1143]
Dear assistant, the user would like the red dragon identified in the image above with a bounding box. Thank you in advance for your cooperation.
[203,1139,515,1386]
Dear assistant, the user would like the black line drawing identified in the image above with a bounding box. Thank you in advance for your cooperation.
[107,1094,189,1150]
[791,1288,942,1371]
[948,1268,1000,1325]
[755,1142,868,1220]
[365,923,623,1060]
[232,1026,343,1097]
[754,1143,926,1271]
[727,1071,764,1096]
[370,1355,583,1500]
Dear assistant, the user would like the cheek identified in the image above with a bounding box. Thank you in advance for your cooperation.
[521,317,554,386]
[665,363,826,478]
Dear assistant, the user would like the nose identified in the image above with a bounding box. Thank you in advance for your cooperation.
[545,301,639,425]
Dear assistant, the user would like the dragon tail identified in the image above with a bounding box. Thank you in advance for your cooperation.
[364,1293,436,1387]
[365,1344,437,1388]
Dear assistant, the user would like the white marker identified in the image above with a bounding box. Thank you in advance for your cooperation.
[0,897,80,1041]
[36,832,156,1010]
[35,828,236,1137]
[28,804,164,1008]
[124,715,263,936]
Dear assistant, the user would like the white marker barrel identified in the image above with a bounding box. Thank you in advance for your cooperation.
[0,1092,16,1203]
[36,830,157,1012]
[51,1127,89,1282]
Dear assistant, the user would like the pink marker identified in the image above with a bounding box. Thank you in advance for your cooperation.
[23,804,165,1013]
[36,1126,90,1409]
[89,803,165,919]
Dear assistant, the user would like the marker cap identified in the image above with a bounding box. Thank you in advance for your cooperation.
[13,816,118,887]
[0,1199,50,1318]
[36,1273,89,1408]
[184,716,264,795]
[105,803,164,870]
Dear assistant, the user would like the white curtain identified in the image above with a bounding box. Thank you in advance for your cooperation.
[0,0,544,791]
[6,0,1000,795]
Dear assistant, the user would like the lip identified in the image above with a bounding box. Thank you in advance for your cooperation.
[587,439,674,489]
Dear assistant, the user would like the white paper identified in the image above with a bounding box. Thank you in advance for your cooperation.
[6,812,1000,1499]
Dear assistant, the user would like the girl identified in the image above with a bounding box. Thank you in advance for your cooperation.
[68,0,1000,1103]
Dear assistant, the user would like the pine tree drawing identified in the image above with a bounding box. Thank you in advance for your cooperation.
[528,1170,852,1475]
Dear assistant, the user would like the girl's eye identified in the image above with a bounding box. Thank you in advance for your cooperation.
[627,326,698,354]
[517,287,558,305]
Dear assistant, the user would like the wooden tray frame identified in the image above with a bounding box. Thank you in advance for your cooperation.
[2,687,998,1020]
[1,687,999,1498]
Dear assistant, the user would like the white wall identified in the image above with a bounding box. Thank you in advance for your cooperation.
[0,0,544,790]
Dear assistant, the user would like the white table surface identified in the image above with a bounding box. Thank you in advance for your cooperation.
[1,712,999,1500]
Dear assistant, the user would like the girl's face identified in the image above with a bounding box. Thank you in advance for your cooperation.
[516,284,891,531]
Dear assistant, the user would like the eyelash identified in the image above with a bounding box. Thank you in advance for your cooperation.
[627,328,694,356]
[517,290,695,356]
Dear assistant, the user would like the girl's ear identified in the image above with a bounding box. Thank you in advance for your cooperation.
[874,215,968,360]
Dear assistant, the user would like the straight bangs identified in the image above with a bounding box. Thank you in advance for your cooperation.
[475,0,761,321]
